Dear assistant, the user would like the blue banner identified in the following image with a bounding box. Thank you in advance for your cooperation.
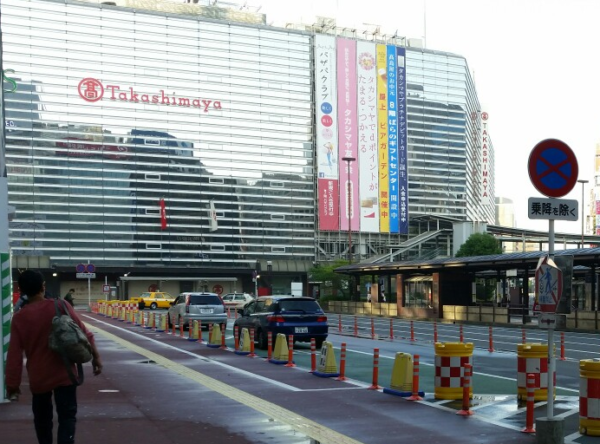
[386,45,399,233]
[396,47,408,234]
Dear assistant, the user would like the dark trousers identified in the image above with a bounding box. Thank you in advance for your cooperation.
[32,385,77,444]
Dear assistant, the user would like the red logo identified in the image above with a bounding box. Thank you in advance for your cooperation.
[481,112,489,121]
[78,78,104,102]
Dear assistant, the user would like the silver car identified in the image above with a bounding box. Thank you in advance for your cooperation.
[168,292,227,329]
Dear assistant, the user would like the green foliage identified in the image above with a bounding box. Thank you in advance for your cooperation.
[309,260,351,300]
[455,233,502,258]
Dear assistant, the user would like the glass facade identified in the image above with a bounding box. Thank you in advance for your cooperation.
[3,0,314,270]
[2,0,494,276]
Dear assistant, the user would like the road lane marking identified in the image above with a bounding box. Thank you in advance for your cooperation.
[86,321,365,444]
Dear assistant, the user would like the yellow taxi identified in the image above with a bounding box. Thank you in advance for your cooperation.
[137,291,174,309]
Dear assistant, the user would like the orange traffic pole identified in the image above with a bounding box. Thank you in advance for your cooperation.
[267,331,273,361]
[248,328,256,357]
[488,326,495,353]
[407,354,423,401]
[180,320,184,338]
[389,318,394,341]
[208,323,213,343]
[522,328,526,344]
[368,348,382,390]
[310,338,316,373]
[336,343,347,381]
[522,373,536,433]
[140,311,145,328]
[338,314,342,333]
[234,326,239,352]
[433,321,438,343]
[284,334,295,367]
[560,332,566,361]
[459,324,463,343]
[188,320,193,339]
[220,323,227,349]
[172,317,176,335]
[410,320,415,342]
[371,318,375,340]
[198,320,203,343]
[456,363,473,416]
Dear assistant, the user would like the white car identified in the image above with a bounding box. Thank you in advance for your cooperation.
[221,292,254,310]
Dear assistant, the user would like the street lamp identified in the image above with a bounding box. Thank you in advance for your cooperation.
[342,156,356,300]
[578,179,589,247]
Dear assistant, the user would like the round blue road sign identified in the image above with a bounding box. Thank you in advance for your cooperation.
[528,138,578,198]
[76,263,86,273]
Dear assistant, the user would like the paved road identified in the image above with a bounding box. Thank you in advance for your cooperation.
[0,309,546,444]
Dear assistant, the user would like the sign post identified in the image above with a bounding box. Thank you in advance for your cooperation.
[76,262,95,309]
[528,138,578,440]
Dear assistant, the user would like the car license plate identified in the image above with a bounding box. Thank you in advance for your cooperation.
[295,327,308,334]
[200,309,213,314]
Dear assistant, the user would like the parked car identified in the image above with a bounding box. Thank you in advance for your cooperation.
[233,296,328,350]
[168,292,227,329]
[221,292,254,310]
[138,291,174,310]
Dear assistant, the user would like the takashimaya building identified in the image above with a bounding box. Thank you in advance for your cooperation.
[1,0,494,297]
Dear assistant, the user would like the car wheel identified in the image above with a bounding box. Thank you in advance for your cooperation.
[257,329,268,350]
[150,302,157,310]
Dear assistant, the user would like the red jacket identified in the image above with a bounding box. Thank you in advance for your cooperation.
[6,299,96,394]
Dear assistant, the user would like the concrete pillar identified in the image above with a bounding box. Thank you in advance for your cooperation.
[535,417,564,444]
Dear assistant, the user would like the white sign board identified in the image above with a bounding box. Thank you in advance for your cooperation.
[528,197,578,221]
[76,272,96,279]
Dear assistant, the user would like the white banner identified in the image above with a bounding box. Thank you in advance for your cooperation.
[356,41,379,232]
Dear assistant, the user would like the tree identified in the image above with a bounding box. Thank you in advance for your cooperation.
[455,233,502,257]
[308,260,351,300]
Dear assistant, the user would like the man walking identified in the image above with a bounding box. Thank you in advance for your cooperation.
[5,270,102,444]
[64,288,75,307]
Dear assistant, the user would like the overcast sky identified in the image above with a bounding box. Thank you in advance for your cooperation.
[257,0,599,235]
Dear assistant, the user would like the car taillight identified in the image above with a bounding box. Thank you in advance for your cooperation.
[267,315,285,323]
[317,316,327,323]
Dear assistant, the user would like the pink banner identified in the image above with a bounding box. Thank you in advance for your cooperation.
[337,38,359,231]
[318,178,339,231]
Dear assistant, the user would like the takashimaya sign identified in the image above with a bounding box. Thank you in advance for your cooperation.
[78,78,223,112]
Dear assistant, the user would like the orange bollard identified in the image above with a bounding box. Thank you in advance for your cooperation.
[560,332,566,361]
[208,323,213,343]
[198,320,203,343]
[354,316,358,337]
[433,321,438,343]
[371,318,375,340]
[459,324,464,343]
[234,326,239,351]
[284,335,296,367]
[336,343,347,381]
[267,331,273,361]
[488,326,495,353]
[310,338,316,373]
[140,311,145,328]
[248,328,256,358]
[338,314,342,333]
[410,320,415,342]
[522,328,526,344]
[368,348,382,390]
[389,318,394,341]
[188,320,193,338]
[456,363,473,416]
[172,318,176,335]
[407,354,423,401]
[521,373,536,433]
[220,323,227,349]
[180,320,184,338]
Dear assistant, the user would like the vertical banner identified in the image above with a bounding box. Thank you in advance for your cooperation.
[315,35,339,231]
[396,47,409,234]
[336,38,358,232]
[376,45,389,232]
[386,45,399,233]
[481,111,492,207]
[357,42,379,232]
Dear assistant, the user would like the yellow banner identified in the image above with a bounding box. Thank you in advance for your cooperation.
[376,44,389,232]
